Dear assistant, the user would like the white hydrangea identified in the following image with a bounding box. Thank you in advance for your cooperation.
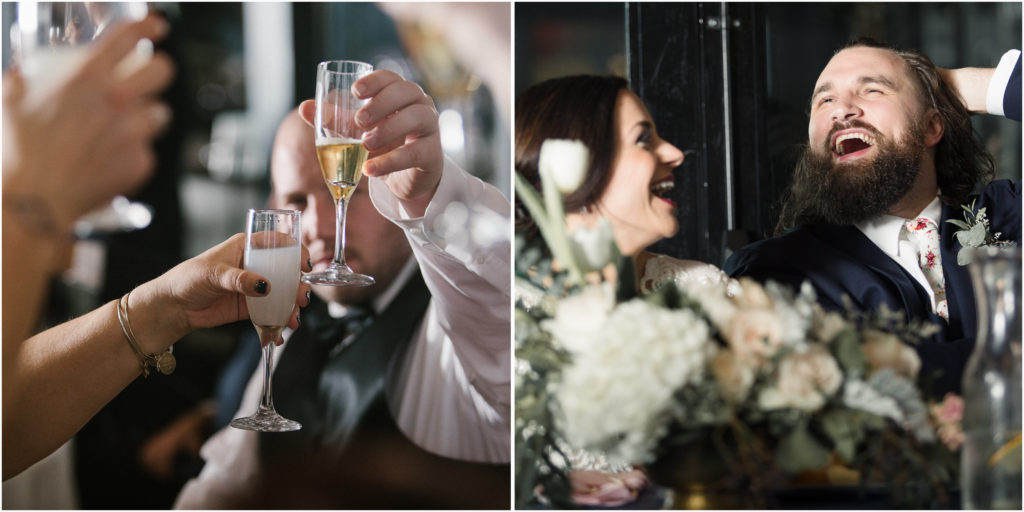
[554,299,716,464]
[542,283,616,353]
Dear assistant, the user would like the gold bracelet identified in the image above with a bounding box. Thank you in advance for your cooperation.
[116,290,176,377]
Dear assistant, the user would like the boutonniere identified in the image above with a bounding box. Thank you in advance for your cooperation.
[946,199,1015,265]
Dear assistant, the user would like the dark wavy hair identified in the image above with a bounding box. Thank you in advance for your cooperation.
[775,38,995,234]
[515,75,629,233]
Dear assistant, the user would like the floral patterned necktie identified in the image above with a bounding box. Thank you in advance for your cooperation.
[904,217,948,320]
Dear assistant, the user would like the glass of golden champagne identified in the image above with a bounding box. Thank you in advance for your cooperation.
[302,60,376,287]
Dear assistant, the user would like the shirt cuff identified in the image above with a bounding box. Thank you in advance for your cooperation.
[368,156,508,267]
[986,49,1021,117]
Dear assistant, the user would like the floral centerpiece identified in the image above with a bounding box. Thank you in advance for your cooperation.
[514,139,961,509]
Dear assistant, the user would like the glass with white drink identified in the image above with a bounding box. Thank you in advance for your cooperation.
[230,208,302,432]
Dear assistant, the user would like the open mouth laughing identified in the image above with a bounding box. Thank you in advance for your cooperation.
[831,130,877,160]
[651,177,676,207]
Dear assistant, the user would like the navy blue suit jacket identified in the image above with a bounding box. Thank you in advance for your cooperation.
[725,180,1021,397]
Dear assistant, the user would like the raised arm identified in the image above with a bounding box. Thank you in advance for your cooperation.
[939,49,1021,121]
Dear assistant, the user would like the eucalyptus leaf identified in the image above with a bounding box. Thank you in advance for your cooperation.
[963,221,988,247]
[818,410,866,463]
[945,219,971,231]
[775,424,830,474]
[831,327,867,375]
[957,247,973,266]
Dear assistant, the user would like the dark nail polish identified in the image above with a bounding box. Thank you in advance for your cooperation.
[255,280,268,294]
[307,258,312,269]
[305,290,312,305]
[296,312,301,325]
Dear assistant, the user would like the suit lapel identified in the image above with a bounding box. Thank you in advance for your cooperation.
[940,203,976,341]
[809,223,932,320]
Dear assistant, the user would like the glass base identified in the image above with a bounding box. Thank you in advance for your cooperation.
[302,265,375,287]
[230,408,301,432]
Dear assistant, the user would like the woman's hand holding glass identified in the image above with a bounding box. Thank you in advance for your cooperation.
[131,230,312,347]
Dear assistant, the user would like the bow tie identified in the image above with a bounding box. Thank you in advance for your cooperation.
[300,298,376,354]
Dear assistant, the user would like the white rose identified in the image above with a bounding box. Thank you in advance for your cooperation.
[711,350,755,403]
[568,217,616,272]
[758,345,843,412]
[721,309,784,366]
[539,139,589,195]
[861,329,921,379]
[733,277,774,309]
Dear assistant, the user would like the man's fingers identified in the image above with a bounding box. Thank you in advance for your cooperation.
[351,69,405,99]
[364,136,441,178]
[298,99,316,127]
[356,78,435,130]
[362,103,438,153]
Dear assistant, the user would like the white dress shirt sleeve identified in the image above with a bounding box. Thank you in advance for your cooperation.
[986,49,1021,117]
[369,157,511,463]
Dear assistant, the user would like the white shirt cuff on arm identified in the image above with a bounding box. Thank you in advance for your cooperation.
[986,49,1021,117]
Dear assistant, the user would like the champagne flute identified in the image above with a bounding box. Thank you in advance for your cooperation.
[15,1,155,236]
[231,209,302,432]
[302,60,376,287]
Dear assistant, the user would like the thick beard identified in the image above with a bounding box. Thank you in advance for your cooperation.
[789,122,926,226]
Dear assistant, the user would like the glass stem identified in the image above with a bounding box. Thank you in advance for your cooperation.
[260,342,275,411]
[333,196,349,268]
[255,326,282,412]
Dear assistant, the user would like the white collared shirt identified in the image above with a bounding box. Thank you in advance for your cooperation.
[855,196,944,312]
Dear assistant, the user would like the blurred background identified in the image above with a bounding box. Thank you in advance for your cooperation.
[2,2,509,508]
[517,2,1022,267]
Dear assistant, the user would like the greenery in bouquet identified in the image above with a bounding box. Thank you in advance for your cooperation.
[514,139,962,509]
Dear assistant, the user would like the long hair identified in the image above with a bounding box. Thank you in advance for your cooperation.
[775,38,995,234]
[515,75,628,233]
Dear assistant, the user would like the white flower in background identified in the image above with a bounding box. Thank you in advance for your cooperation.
[687,281,738,328]
[711,350,756,403]
[539,139,589,195]
[555,299,716,464]
[861,329,921,379]
[811,305,847,342]
[733,277,774,309]
[765,281,814,350]
[842,378,905,423]
[758,345,842,412]
[721,308,784,366]
[542,283,616,353]
[567,217,616,273]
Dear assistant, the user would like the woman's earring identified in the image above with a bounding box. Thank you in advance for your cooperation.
[580,205,590,214]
